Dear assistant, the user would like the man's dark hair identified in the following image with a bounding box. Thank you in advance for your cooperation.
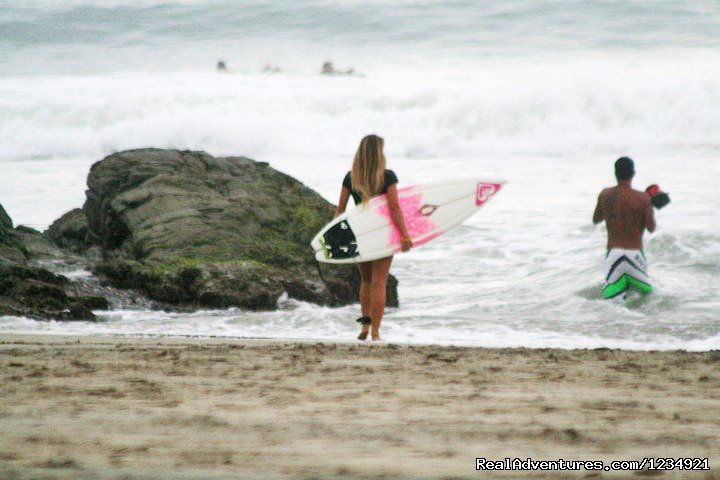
[615,157,635,181]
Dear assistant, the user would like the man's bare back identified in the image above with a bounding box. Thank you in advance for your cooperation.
[593,183,655,250]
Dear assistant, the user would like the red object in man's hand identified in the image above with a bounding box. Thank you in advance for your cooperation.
[645,184,671,209]
[645,184,661,196]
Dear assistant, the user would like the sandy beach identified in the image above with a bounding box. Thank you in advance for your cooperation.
[0,334,718,479]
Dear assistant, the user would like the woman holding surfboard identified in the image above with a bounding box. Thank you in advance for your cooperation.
[335,135,412,341]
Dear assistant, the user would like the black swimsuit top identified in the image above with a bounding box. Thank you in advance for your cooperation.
[342,170,398,205]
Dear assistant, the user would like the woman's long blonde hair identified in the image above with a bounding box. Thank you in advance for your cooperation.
[351,134,386,205]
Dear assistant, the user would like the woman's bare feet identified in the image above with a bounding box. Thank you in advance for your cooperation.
[357,329,369,341]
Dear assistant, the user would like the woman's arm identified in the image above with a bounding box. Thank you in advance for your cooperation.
[385,184,412,252]
[335,186,351,218]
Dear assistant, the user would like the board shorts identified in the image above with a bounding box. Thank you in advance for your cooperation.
[603,248,652,300]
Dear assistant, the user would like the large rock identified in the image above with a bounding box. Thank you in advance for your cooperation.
[46,208,90,255]
[0,204,12,229]
[0,205,105,320]
[77,149,397,310]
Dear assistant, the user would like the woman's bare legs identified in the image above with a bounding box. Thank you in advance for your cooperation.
[369,256,393,341]
[356,257,393,341]
[357,262,373,340]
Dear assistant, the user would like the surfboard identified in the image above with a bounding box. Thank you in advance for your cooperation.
[311,178,505,264]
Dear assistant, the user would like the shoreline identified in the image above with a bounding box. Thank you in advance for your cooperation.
[1,330,717,353]
[1,334,719,479]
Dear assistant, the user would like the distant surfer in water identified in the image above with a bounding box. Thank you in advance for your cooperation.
[593,157,656,301]
[321,61,354,75]
[335,135,412,341]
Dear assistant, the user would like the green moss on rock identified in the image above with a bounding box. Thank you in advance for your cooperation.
[79,149,397,310]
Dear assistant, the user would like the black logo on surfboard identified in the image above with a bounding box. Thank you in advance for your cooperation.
[322,221,359,259]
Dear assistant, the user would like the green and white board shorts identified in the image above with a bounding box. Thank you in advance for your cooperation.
[603,248,653,300]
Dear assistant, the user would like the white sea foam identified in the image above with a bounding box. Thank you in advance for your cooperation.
[1,61,719,165]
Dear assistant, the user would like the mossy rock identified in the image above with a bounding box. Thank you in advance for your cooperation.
[80,149,397,310]
[0,219,102,321]
[46,208,91,254]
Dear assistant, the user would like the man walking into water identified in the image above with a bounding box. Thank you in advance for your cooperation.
[593,157,656,300]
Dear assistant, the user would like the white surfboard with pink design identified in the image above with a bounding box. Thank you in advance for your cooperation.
[311,179,505,264]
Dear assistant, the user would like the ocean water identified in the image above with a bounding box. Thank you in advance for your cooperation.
[1,0,718,350]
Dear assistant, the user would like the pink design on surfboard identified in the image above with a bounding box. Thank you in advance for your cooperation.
[377,191,440,251]
[374,181,502,254]
[476,182,502,206]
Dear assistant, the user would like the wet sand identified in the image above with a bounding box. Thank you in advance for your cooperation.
[1,334,719,479]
